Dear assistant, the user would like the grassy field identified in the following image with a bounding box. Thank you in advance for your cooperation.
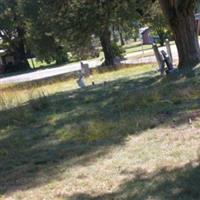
[123,40,176,55]
[0,64,200,200]
[123,42,152,54]
[27,41,153,70]
[27,41,175,70]
[28,58,57,69]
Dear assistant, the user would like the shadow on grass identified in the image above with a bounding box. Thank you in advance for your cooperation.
[0,70,200,195]
[67,160,200,200]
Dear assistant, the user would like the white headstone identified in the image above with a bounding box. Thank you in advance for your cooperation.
[81,62,91,77]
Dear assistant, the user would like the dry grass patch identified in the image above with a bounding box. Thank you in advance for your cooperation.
[2,124,199,200]
[0,64,153,110]
[0,64,200,200]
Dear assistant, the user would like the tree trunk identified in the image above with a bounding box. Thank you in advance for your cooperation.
[171,13,200,68]
[13,28,30,71]
[100,28,115,66]
[13,44,30,71]
[159,0,200,69]
[117,26,125,46]
[119,31,125,46]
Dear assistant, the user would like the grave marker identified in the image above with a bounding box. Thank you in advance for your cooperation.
[165,39,173,63]
[81,62,91,77]
[152,43,165,75]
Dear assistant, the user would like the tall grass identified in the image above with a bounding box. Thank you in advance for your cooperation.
[1,64,200,200]
[0,87,51,130]
[0,88,49,111]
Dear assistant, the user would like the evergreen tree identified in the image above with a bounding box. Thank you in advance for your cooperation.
[144,1,172,46]
[29,0,143,66]
[0,0,30,71]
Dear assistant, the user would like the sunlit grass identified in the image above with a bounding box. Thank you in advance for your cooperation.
[124,41,152,54]
[28,58,56,69]
[0,64,154,110]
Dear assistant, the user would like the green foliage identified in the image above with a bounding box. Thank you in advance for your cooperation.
[24,0,146,65]
[23,0,70,64]
[0,0,153,68]
[143,1,172,46]
[111,43,125,58]
[130,22,140,41]
[0,0,30,70]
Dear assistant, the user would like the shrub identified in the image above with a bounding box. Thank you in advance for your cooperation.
[112,43,125,58]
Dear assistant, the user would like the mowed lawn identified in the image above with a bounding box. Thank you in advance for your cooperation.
[0,64,200,200]
[124,42,152,54]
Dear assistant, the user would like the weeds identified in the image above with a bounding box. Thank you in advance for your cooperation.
[0,64,200,200]
[28,89,50,112]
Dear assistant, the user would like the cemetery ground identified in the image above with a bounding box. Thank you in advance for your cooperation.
[0,64,200,200]
[26,41,156,70]
[124,41,153,54]
[0,41,178,85]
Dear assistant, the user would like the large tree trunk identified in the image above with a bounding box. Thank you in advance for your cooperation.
[159,0,200,69]
[13,28,30,71]
[170,12,200,68]
[100,28,115,66]
[13,43,30,71]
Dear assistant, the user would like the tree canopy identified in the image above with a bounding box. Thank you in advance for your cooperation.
[24,0,146,66]
[0,0,30,70]
[0,0,200,71]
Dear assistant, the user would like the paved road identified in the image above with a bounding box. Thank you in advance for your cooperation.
[0,44,178,85]
[0,59,102,85]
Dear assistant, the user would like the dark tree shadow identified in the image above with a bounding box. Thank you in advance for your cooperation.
[0,70,200,195]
